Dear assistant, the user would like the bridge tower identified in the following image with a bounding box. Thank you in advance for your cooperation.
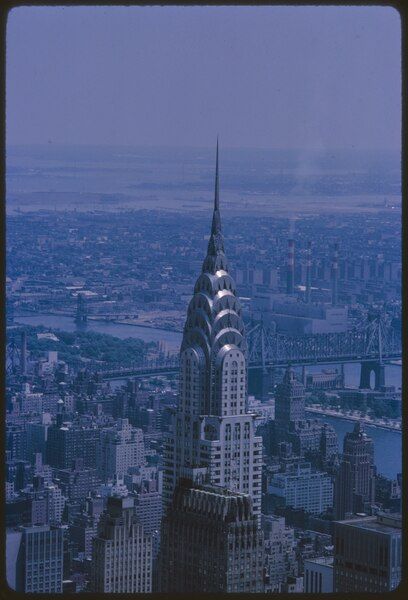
[247,319,273,400]
[20,330,27,376]
[359,360,385,390]
[359,309,390,390]
[75,293,88,325]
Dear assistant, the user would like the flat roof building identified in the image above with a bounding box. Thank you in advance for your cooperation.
[333,513,401,592]
[304,556,334,593]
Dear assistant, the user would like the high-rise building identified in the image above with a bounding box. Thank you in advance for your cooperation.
[54,458,99,501]
[262,514,298,592]
[334,422,376,519]
[69,496,104,561]
[333,513,401,592]
[6,525,64,593]
[162,143,263,518]
[19,476,66,526]
[264,366,338,464]
[160,480,264,593]
[46,421,100,469]
[97,418,145,480]
[134,478,162,536]
[275,365,305,425]
[160,143,264,591]
[26,420,50,458]
[91,496,152,593]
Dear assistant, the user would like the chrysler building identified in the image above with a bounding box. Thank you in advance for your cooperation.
[162,142,263,519]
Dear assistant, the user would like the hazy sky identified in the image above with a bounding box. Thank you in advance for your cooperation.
[6,5,401,150]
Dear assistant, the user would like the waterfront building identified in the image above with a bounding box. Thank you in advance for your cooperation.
[91,496,152,593]
[261,366,338,464]
[6,525,64,593]
[334,421,376,519]
[306,370,343,389]
[160,481,264,593]
[333,513,401,592]
[304,556,334,593]
[275,365,305,425]
[251,294,348,334]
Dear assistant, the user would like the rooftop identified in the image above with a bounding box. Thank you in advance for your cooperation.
[338,513,401,534]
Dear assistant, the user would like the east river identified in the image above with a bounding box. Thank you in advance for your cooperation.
[15,314,402,479]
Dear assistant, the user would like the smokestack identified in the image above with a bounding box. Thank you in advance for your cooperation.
[331,243,339,306]
[377,253,385,280]
[305,241,312,303]
[286,238,295,295]
[20,330,27,375]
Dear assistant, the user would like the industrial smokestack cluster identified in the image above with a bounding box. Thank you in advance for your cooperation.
[283,236,341,305]
[286,238,295,295]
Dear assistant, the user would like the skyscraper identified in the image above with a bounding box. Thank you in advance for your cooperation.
[275,365,305,425]
[91,496,152,593]
[160,143,264,591]
[162,142,263,518]
[7,525,64,593]
[97,418,145,480]
[334,421,376,519]
[262,514,298,592]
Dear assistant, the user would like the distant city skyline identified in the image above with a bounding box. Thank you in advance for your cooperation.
[7,5,401,151]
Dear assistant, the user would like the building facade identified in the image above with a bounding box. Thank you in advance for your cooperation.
[333,513,401,592]
[91,496,152,593]
[97,418,145,480]
[160,143,264,591]
[267,462,333,515]
[6,525,64,593]
[304,556,334,593]
[162,144,263,517]
[262,514,297,592]
[334,421,376,519]
[160,481,264,593]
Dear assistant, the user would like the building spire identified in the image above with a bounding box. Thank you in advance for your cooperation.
[214,136,219,212]
[210,137,222,237]
[201,139,227,272]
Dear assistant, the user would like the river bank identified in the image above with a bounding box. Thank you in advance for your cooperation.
[305,406,401,432]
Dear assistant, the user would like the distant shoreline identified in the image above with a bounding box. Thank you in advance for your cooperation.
[13,311,183,337]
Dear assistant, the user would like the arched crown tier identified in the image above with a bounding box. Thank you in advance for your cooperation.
[179,143,247,416]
